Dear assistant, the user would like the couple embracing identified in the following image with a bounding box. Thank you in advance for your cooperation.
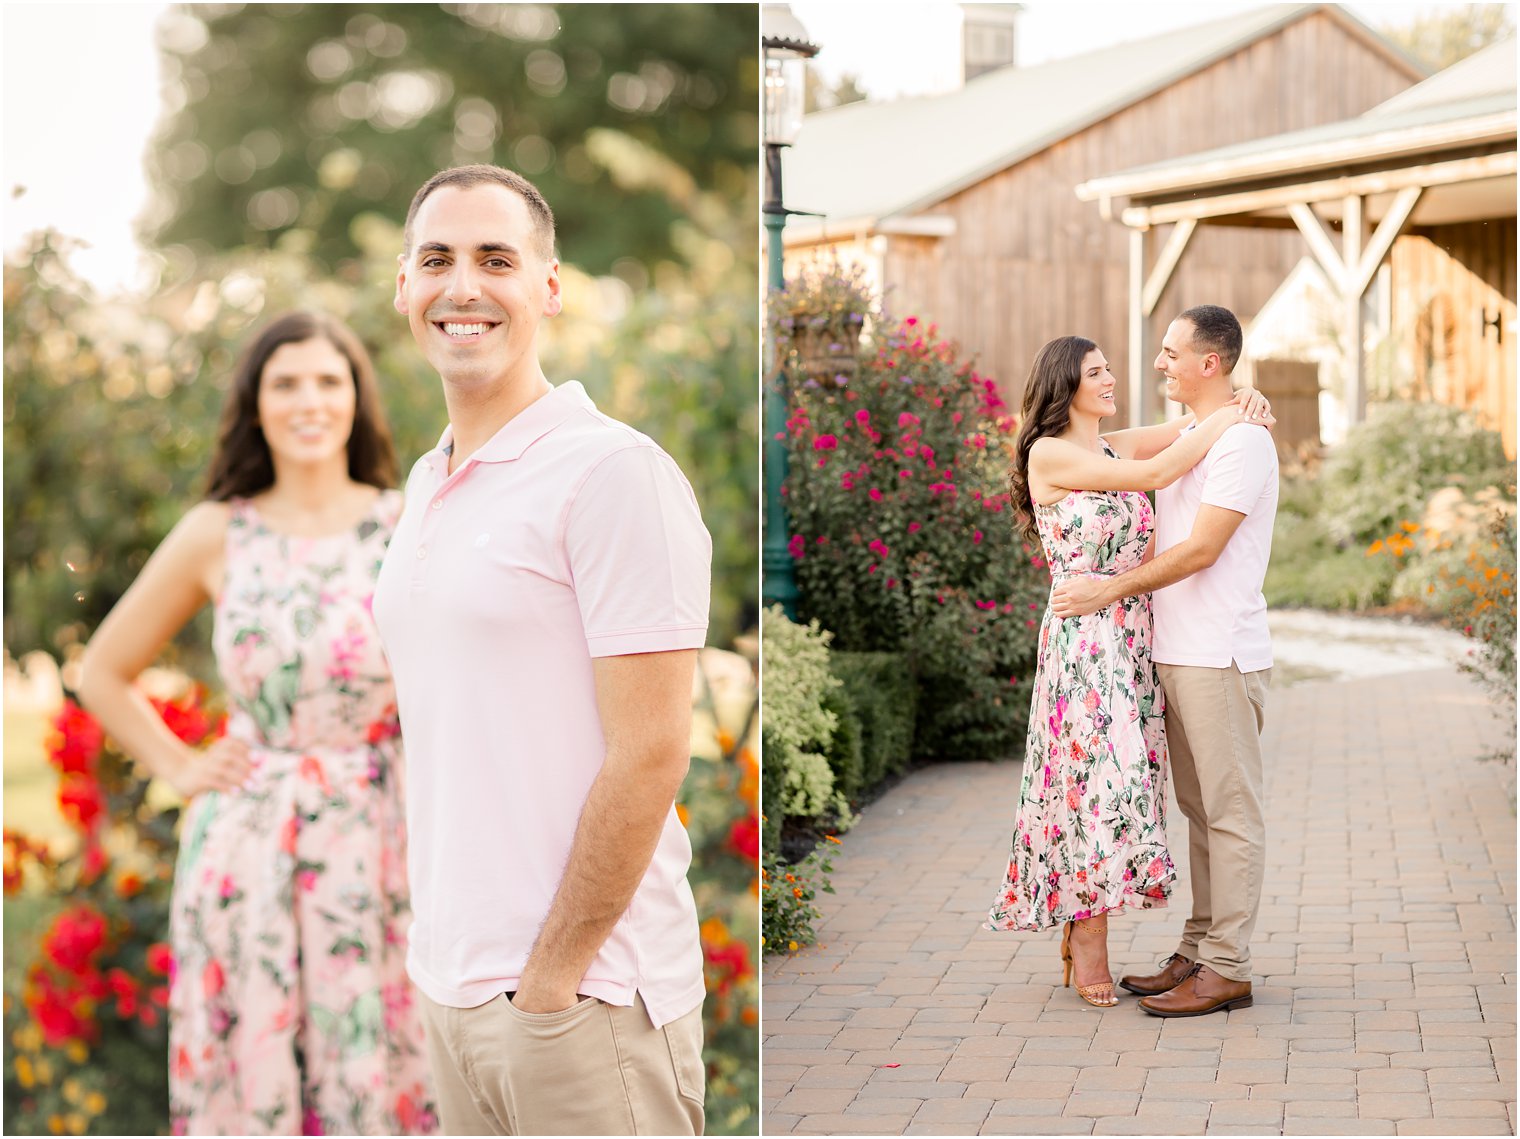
[987,305,1280,1018]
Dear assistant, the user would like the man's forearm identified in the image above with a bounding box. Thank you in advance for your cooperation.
[1101,539,1216,605]
[515,746,689,1007]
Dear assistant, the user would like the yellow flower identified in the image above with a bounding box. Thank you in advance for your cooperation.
[15,1055,35,1088]
[62,1076,83,1103]
[35,1056,54,1084]
[48,1115,64,1135]
[65,1113,88,1136]
[83,1092,106,1116]
[64,1040,88,1064]
[788,940,799,951]
[14,1024,42,1053]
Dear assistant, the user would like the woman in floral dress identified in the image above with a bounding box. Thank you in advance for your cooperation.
[986,335,1269,1007]
[79,312,437,1134]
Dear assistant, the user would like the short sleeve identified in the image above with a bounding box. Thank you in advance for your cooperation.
[1201,424,1277,516]
[562,445,712,657]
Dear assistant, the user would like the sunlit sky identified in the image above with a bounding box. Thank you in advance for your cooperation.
[4,3,1513,295]
[792,2,1516,97]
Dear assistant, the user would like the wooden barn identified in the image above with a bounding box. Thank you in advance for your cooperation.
[780,4,1423,421]
[1078,36,1517,457]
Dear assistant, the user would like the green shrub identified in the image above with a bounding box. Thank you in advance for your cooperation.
[780,309,1047,761]
[760,838,838,954]
[828,651,916,793]
[1318,402,1510,546]
[1266,402,1512,613]
[820,685,865,805]
[759,606,850,827]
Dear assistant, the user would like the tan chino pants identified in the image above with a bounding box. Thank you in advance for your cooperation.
[1158,662,1271,984]
[419,991,705,1136]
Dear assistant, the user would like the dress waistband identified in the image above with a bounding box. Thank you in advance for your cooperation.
[1049,569,1119,582]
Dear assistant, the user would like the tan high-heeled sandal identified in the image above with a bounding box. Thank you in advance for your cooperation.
[1061,918,1118,1007]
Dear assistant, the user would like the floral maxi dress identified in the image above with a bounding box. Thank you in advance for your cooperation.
[169,493,437,1135]
[987,450,1174,931]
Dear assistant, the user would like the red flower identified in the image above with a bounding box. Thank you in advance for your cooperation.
[725,814,759,862]
[149,686,223,746]
[703,940,752,998]
[147,943,173,976]
[26,972,92,1045]
[46,700,103,776]
[79,841,109,884]
[787,534,805,560]
[813,435,838,451]
[56,772,106,835]
[42,905,108,975]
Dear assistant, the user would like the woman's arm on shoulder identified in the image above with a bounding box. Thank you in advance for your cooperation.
[1101,414,1194,461]
[1030,403,1249,499]
[1102,388,1272,460]
[78,501,250,798]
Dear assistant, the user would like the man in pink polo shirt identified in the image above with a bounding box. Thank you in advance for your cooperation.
[1051,305,1278,1018]
[372,164,711,1134]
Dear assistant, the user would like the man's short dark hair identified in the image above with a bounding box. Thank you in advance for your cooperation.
[403,164,556,259]
[1178,304,1243,375]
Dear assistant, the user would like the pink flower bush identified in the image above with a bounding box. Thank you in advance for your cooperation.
[781,308,1051,760]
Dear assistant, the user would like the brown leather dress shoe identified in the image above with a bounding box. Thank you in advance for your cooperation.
[1138,963,1252,1017]
[1118,953,1194,996]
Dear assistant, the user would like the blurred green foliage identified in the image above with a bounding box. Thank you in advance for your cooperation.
[5,8,757,662]
[147,4,758,278]
[1265,402,1512,612]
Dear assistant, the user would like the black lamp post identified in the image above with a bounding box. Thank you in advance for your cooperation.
[761,4,818,619]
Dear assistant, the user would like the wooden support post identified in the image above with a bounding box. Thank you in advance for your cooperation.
[1128,226,1151,427]
[1343,193,1366,424]
[1142,218,1197,317]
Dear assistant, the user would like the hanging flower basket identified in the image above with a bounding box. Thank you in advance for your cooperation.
[769,261,875,386]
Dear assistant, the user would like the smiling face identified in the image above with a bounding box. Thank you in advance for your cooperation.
[1070,348,1118,420]
[1154,317,1216,406]
[256,337,357,471]
[394,183,562,394]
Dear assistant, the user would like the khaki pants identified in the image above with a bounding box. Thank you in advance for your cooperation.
[1158,662,1270,984]
[419,991,705,1136]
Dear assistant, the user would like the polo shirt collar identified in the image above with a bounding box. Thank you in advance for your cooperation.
[428,380,593,468]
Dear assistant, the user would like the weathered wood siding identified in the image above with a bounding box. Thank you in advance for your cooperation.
[878,10,1417,420]
[1391,218,1518,458]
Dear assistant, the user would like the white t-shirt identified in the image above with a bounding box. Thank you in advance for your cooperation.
[1152,422,1278,671]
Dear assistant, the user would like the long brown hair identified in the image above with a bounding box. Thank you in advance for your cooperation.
[1009,335,1096,543]
[204,311,398,501]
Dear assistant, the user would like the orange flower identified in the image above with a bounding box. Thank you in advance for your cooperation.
[675,803,690,827]
[825,834,842,844]
[716,728,736,753]
[115,872,144,899]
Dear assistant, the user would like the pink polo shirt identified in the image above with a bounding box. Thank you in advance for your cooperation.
[1152,422,1278,671]
[372,380,711,1028]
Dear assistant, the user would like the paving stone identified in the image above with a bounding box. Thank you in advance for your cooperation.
[913,1098,996,1124]
[979,1116,1096,1135]
[1356,1092,1434,1119]
[774,1087,859,1114]
[1208,1100,1286,1126]
[1394,1122,1513,1135]
[793,1112,912,1134]
[1061,1091,1141,1117]
[1282,1122,1396,1135]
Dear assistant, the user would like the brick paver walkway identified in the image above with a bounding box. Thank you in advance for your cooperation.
[762,665,1516,1135]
